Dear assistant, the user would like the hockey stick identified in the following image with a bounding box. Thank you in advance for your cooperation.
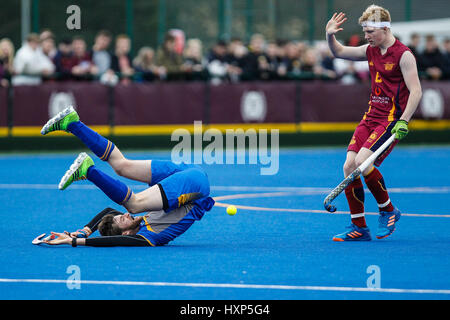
[32,233,54,245]
[324,134,396,212]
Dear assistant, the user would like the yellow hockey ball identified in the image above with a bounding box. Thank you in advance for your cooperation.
[226,205,237,216]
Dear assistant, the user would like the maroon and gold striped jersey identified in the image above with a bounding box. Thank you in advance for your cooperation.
[364,39,412,124]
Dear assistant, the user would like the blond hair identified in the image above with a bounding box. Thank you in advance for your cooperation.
[184,38,203,59]
[0,38,15,70]
[358,5,391,25]
[133,46,155,69]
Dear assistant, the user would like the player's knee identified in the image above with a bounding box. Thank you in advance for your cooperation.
[113,159,131,177]
[124,200,141,214]
[125,193,145,214]
[362,165,374,176]
[126,206,140,215]
[354,155,366,169]
[343,161,356,175]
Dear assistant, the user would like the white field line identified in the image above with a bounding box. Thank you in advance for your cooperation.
[2,183,448,217]
[0,184,449,194]
[0,278,449,295]
[213,201,450,218]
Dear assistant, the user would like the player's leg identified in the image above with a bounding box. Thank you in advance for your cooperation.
[41,106,116,161]
[343,151,367,228]
[354,147,376,175]
[343,123,370,227]
[358,125,401,239]
[333,124,371,241]
[59,153,134,205]
[42,106,152,184]
[58,152,162,212]
[118,165,210,214]
[359,126,396,212]
[122,185,164,214]
[355,146,394,212]
[107,147,152,184]
[58,154,208,215]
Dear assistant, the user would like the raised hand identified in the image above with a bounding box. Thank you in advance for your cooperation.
[326,12,347,36]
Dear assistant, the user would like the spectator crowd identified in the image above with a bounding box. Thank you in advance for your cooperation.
[0,28,449,87]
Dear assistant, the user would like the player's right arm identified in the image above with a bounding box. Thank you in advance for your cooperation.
[44,232,152,247]
[326,12,368,61]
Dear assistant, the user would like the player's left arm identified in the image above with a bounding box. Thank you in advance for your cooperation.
[399,51,422,122]
[392,51,423,139]
[67,207,123,238]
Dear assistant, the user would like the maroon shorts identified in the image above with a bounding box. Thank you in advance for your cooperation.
[347,118,398,166]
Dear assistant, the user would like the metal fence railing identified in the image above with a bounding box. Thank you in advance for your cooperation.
[2,0,449,55]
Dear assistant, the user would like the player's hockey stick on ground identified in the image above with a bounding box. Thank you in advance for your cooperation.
[324,134,396,213]
[32,233,54,245]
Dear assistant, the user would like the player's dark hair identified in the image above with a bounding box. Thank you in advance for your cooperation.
[98,214,122,236]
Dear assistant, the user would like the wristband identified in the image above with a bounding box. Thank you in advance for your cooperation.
[72,238,77,247]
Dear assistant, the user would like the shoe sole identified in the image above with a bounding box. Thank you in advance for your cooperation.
[58,152,88,190]
[40,105,75,135]
[376,213,401,239]
[333,237,371,242]
[376,227,396,239]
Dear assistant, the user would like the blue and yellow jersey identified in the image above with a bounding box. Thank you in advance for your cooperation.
[136,160,215,246]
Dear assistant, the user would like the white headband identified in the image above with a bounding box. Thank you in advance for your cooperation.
[361,21,391,28]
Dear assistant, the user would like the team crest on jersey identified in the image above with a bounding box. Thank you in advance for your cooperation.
[369,61,374,67]
[367,132,378,143]
[384,62,395,71]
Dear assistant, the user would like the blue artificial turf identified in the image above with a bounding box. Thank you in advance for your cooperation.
[0,146,449,299]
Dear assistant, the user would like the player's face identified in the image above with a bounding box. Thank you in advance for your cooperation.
[363,27,386,47]
[113,213,135,231]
